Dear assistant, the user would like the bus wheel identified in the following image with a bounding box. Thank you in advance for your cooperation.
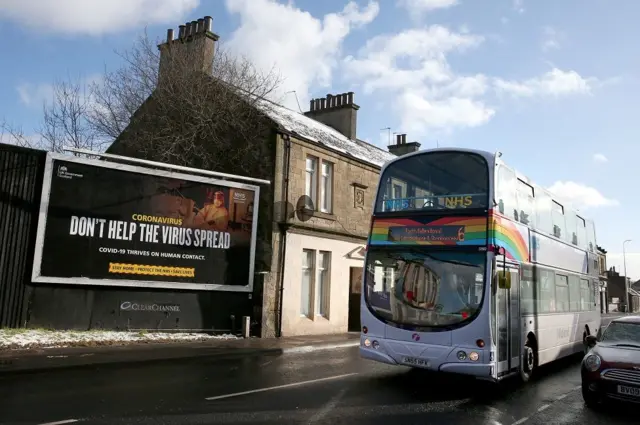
[520,340,536,383]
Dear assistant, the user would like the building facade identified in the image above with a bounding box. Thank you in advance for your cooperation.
[107,15,420,337]
[596,245,608,313]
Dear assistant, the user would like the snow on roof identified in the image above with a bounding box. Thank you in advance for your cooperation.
[255,99,395,168]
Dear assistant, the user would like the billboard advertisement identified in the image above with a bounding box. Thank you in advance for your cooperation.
[31,153,260,291]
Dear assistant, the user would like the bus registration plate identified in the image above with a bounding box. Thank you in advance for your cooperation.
[403,357,429,367]
[617,385,640,397]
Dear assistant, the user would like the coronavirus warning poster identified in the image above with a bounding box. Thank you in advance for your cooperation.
[31,153,260,292]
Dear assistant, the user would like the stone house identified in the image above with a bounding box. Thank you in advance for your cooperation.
[107,15,417,337]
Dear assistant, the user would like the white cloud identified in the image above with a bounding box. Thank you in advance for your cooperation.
[541,26,561,52]
[397,0,459,13]
[593,153,608,163]
[495,68,596,98]
[513,0,525,14]
[16,83,54,107]
[0,0,199,35]
[547,181,619,210]
[224,0,379,110]
[343,26,494,134]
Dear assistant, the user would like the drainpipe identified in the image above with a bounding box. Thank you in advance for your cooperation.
[276,133,292,338]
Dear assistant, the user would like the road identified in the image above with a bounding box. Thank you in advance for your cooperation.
[0,319,636,425]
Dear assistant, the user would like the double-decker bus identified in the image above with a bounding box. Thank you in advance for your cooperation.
[360,148,601,383]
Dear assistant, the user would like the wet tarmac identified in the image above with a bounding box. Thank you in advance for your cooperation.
[0,344,637,425]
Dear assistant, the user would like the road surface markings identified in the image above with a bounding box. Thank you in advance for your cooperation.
[38,420,79,425]
[307,388,347,423]
[509,385,581,425]
[205,373,358,401]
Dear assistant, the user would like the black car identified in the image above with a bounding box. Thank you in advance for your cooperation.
[581,315,640,407]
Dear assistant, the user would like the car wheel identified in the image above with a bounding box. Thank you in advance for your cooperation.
[519,339,536,383]
[582,383,599,408]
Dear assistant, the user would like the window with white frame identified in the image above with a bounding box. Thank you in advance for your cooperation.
[301,249,314,316]
[305,157,317,210]
[320,162,333,213]
[300,249,332,318]
[315,251,330,316]
[305,155,334,213]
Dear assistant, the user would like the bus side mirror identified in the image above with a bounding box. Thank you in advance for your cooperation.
[498,271,511,289]
[586,335,597,348]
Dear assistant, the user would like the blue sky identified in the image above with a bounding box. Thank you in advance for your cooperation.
[1,0,639,277]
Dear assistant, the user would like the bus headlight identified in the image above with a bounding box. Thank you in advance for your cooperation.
[469,352,479,362]
[584,354,601,372]
[364,338,371,348]
[457,351,467,361]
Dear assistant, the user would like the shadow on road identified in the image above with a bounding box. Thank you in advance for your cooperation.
[364,351,586,405]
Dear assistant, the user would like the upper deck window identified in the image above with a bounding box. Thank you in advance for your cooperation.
[375,152,489,213]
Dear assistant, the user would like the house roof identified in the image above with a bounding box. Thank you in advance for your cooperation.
[255,99,396,168]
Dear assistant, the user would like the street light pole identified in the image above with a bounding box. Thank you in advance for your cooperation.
[623,239,632,312]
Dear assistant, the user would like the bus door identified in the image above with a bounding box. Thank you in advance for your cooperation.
[494,265,521,378]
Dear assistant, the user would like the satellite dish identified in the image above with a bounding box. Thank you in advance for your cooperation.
[296,195,314,222]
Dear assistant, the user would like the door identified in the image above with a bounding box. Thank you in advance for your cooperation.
[348,267,363,331]
[494,266,521,377]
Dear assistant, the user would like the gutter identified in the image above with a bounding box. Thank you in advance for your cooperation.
[276,133,292,338]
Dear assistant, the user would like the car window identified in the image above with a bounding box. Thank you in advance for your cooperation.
[601,322,640,343]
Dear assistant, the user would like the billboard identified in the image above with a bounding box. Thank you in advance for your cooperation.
[31,153,260,292]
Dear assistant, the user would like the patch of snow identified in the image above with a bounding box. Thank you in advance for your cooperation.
[0,329,239,350]
[255,99,396,168]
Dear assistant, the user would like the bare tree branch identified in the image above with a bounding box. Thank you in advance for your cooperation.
[0,119,36,148]
[89,29,284,173]
[38,76,105,154]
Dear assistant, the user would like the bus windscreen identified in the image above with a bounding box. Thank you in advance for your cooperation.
[375,151,489,213]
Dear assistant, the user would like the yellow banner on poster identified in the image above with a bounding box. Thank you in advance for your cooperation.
[108,263,195,278]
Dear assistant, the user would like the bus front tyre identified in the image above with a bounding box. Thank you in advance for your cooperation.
[519,343,536,383]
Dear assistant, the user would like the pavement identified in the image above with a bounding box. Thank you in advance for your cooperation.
[0,343,637,425]
[0,333,360,374]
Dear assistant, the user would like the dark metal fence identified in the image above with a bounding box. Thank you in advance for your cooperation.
[0,143,46,328]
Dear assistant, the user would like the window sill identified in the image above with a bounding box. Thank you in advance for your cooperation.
[300,208,335,221]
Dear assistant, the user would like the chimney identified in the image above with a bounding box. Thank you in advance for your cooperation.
[388,133,421,156]
[157,15,220,85]
[304,91,359,140]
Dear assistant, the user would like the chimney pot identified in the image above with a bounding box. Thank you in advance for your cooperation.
[396,134,402,145]
[336,95,343,107]
[347,91,354,104]
[166,28,174,43]
[185,22,192,37]
[309,99,315,111]
[204,16,213,32]
[191,20,198,36]
[325,94,332,108]
[402,134,407,144]
[320,98,326,109]
[178,25,186,39]
[197,18,205,33]
[342,93,349,105]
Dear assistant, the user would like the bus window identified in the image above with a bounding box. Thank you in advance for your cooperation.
[535,190,553,234]
[564,212,578,246]
[520,265,534,313]
[376,151,489,213]
[537,269,555,313]
[555,274,570,312]
[496,165,518,220]
[551,201,565,239]
[516,179,535,226]
[576,216,587,250]
[580,279,591,311]
[585,220,596,252]
[568,275,581,311]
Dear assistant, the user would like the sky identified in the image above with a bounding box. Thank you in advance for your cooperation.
[1,0,639,278]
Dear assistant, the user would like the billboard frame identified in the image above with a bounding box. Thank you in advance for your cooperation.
[31,152,261,292]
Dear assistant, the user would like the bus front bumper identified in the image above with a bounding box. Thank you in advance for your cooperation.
[359,337,492,378]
